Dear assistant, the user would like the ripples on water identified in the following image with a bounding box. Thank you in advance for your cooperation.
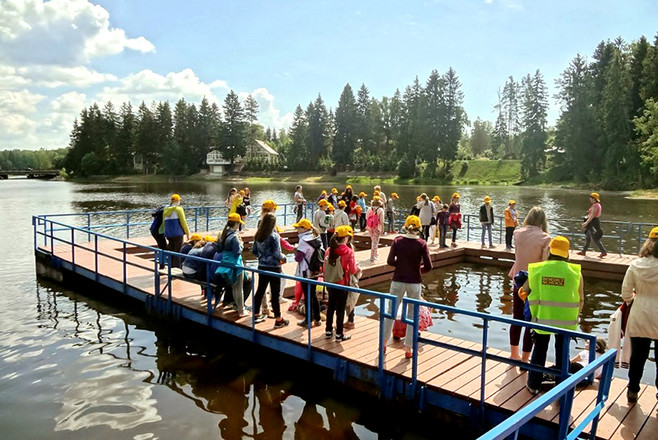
[2,179,657,439]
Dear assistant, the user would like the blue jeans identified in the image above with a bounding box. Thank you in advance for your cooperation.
[481,222,492,246]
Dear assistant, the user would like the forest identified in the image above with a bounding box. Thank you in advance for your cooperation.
[43,34,658,188]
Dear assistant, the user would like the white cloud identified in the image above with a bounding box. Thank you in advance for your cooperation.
[17,65,117,88]
[0,0,154,66]
[239,87,293,130]
[0,65,29,89]
[38,91,87,143]
[0,89,46,144]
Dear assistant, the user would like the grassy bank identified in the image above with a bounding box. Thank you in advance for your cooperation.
[629,189,658,199]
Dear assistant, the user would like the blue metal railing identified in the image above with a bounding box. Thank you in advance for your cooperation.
[478,349,616,440]
[32,210,617,438]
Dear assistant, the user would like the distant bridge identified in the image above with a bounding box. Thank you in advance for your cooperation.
[0,169,60,179]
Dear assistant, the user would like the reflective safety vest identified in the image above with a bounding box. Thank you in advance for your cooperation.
[527,260,581,335]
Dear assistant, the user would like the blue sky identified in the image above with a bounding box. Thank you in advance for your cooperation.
[1,0,657,149]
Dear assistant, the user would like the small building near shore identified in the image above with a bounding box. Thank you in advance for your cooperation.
[206,149,232,175]
[246,140,279,164]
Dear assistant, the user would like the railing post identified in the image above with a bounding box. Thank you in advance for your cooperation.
[205,207,210,232]
[480,318,489,420]
[50,221,54,253]
[126,212,131,239]
[411,301,420,394]
[194,207,198,232]
[466,215,471,242]
[87,213,91,242]
[283,204,288,226]
[557,332,573,438]
[306,283,312,357]
[71,227,75,267]
[123,242,127,291]
[94,235,99,282]
[206,260,213,325]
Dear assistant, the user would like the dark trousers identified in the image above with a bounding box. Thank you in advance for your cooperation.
[510,285,533,353]
[439,224,448,247]
[359,213,366,231]
[528,332,567,390]
[326,287,348,336]
[296,204,304,223]
[628,337,658,393]
[320,232,328,249]
[583,218,606,253]
[505,227,515,248]
[421,225,430,241]
[151,231,168,268]
[253,267,282,318]
[386,211,395,232]
[300,280,321,322]
[451,227,458,242]
[166,235,185,267]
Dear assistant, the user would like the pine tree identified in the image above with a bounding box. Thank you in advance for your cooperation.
[115,102,136,173]
[355,84,373,153]
[333,83,357,166]
[221,90,247,164]
[520,70,548,178]
[491,90,509,158]
[307,94,330,160]
[288,105,308,169]
[135,102,158,174]
[440,68,466,172]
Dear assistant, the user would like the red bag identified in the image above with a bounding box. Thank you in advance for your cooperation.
[392,306,433,338]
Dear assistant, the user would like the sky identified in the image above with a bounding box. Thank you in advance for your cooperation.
[1,0,657,150]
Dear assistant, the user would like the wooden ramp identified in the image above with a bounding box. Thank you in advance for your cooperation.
[36,237,658,440]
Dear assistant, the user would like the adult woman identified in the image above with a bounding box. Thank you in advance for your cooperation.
[448,192,462,247]
[504,200,519,250]
[366,196,385,262]
[215,213,248,317]
[577,192,607,258]
[621,227,658,403]
[384,215,433,358]
[293,219,322,327]
[324,226,359,341]
[508,206,551,362]
[225,188,239,214]
[251,213,289,328]
[415,193,435,242]
[428,196,441,246]
[160,193,190,268]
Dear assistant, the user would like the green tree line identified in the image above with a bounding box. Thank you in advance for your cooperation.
[60,33,658,187]
[0,148,68,171]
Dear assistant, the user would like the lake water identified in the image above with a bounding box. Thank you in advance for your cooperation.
[2,178,657,439]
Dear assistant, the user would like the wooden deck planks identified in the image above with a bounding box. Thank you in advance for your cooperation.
[37,235,658,440]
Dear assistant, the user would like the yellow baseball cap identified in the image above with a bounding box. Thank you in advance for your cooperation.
[338,200,346,208]
[262,200,278,210]
[228,213,245,224]
[404,215,421,230]
[359,191,367,197]
[346,184,352,189]
[203,235,216,242]
[590,192,600,202]
[432,195,441,202]
[318,199,328,206]
[374,190,380,196]
[171,193,181,201]
[189,233,202,241]
[321,190,327,195]
[292,219,313,230]
[452,192,460,199]
[335,225,354,238]
[326,203,335,211]
[649,226,658,239]
[509,200,516,205]
[331,188,338,194]
[484,196,491,203]
[391,192,399,198]
[549,236,570,258]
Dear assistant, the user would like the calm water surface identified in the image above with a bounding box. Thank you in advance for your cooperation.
[2,179,657,439]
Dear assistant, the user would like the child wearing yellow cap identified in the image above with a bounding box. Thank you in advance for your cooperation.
[292,219,322,327]
[366,197,385,262]
[479,196,494,249]
[448,192,461,247]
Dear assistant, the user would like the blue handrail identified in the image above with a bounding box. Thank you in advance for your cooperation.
[32,211,616,438]
[478,349,617,440]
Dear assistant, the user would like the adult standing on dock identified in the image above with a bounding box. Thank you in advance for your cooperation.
[526,236,584,395]
[293,219,322,327]
[448,193,462,247]
[508,206,551,362]
[294,185,306,224]
[479,196,494,248]
[161,193,190,268]
[373,185,387,206]
[504,200,519,250]
[313,200,331,248]
[251,213,289,328]
[384,215,433,358]
[577,192,607,258]
[149,203,167,269]
[216,213,248,317]
[385,192,399,233]
[416,193,435,242]
[621,226,658,403]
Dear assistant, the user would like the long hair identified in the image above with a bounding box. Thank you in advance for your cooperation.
[328,233,345,265]
[522,206,548,233]
[255,213,276,242]
[225,188,237,204]
[421,193,429,205]
[221,220,240,246]
[639,238,658,258]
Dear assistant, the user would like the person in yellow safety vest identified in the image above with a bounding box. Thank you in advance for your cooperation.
[159,193,190,268]
[525,235,584,395]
